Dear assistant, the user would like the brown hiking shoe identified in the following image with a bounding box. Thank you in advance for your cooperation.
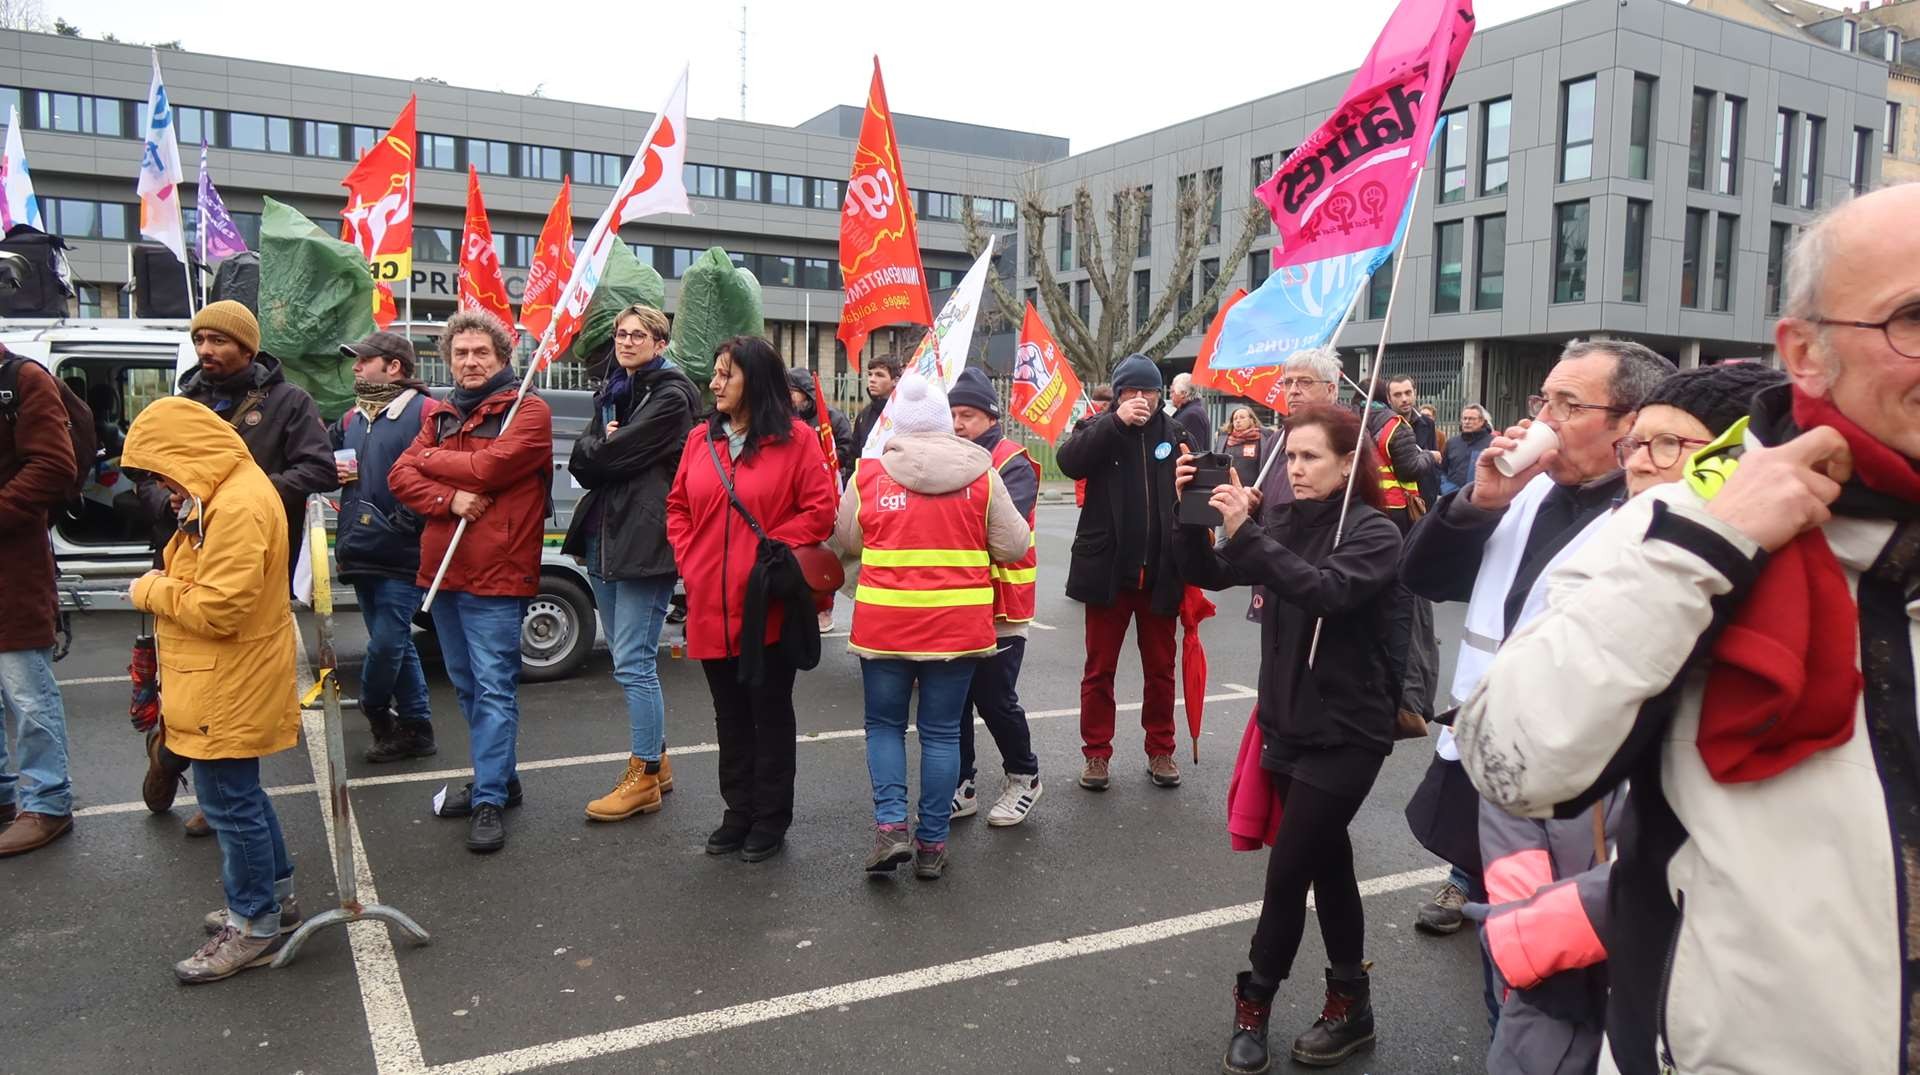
[1079,756,1111,790]
[143,727,189,814]
[174,924,281,984]
[1149,754,1182,788]
[184,811,212,838]
[0,812,71,857]
[585,756,665,821]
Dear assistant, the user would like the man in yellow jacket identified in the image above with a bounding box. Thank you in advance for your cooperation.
[124,397,302,983]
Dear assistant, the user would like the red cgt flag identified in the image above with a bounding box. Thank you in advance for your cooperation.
[1010,303,1083,444]
[521,178,575,341]
[837,59,932,361]
[458,166,515,337]
[341,96,416,325]
[1191,287,1290,413]
[810,372,841,479]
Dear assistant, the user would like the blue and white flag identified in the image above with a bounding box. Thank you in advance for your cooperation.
[1,105,41,232]
[137,50,186,263]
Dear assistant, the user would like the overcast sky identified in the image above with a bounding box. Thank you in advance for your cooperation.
[54,0,1576,151]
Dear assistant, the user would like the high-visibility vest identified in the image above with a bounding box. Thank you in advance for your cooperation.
[850,458,997,658]
[988,439,1040,624]
[1374,414,1420,510]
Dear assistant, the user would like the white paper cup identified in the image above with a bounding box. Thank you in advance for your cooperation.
[1494,421,1559,477]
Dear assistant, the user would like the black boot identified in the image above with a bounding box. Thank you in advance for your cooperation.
[362,706,399,762]
[1222,971,1275,1075]
[368,719,437,763]
[1290,965,1375,1067]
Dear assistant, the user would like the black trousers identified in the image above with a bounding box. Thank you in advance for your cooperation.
[701,650,798,835]
[960,637,1039,781]
[1248,774,1370,983]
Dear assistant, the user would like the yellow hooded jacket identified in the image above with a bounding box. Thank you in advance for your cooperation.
[125,397,299,760]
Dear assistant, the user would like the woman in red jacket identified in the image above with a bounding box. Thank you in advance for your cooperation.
[666,336,837,863]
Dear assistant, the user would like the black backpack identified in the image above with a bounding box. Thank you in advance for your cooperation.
[0,355,98,504]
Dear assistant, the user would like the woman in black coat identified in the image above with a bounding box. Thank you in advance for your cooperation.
[1174,403,1403,1075]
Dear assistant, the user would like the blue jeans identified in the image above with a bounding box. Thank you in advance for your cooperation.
[862,658,977,846]
[191,757,293,938]
[0,647,70,815]
[353,577,432,723]
[588,571,673,760]
[430,592,526,808]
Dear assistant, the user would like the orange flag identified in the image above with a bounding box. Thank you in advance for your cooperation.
[372,284,398,329]
[1191,288,1290,413]
[1010,303,1084,444]
[836,58,932,360]
[521,178,575,341]
[457,166,515,336]
[341,97,415,325]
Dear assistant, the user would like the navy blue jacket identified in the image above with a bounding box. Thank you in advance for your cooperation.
[331,388,431,582]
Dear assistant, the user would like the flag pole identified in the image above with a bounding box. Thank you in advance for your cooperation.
[180,250,197,316]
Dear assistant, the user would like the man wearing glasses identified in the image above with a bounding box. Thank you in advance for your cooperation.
[1456,182,1920,1075]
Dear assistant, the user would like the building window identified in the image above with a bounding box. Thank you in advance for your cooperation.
[45,198,132,240]
[1560,77,1596,182]
[421,134,456,171]
[723,168,757,201]
[300,120,342,159]
[1134,269,1151,330]
[918,190,960,221]
[683,164,721,197]
[1717,97,1743,195]
[1201,257,1221,322]
[811,177,845,210]
[519,145,564,181]
[1688,90,1713,191]
[1474,215,1505,311]
[1367,267,1392,320]
[350,125,377,159]
[1434,220,1464,313]
[1251,156,1273,235]
[1886,30,1904,62]
[37,91,128,138]
[227,113,290,153]
[1766,222,1791,315]
[1887,102,1900,157]
[1623,199,1650,304]
[1843,19,1858,51]
[1712,214,1737,312]
[1482,98,1511,195]
[416,227,456,264]
[1074,279,1091,325]
[1058,206,1074,271]
[769,174,807,206]
[77,284,117,317]
[1137,184,1152,256]
[1799,116,1823,208]
[1774,110,1795,205]
[469,139,511,176]
[1552,201,1589,303]
[799,257,837,290]
[1248,249,1271,290]
[1628,77,1655,180]
[1681,208,1707,309]
[1853,127,1874,195]
[176,106,212,148]
[1438,109,1469,204]
[500,233,538,269]
[1177,264,1194,320]
[1204,167,1223,245]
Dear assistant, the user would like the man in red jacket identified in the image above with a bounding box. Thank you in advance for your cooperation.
[390,312,553,854]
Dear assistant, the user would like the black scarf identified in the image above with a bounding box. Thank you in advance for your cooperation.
[451,367,516,418]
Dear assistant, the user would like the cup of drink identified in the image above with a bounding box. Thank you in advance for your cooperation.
[1494,421,1559,477]
[335,448,360,483]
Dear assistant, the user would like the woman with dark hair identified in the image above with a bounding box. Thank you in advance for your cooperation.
[1173,403,1403,1073]
[1214,404,1278,482]
[666,336,837,863]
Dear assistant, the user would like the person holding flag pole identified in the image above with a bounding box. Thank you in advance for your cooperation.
[137,49,194,315]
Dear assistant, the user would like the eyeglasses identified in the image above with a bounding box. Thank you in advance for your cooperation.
[1280,377,1329,390]
[1808,304,1920,359]
[1613,432,1712,469]
[613,330,659,344]
[1527,395,1629,422]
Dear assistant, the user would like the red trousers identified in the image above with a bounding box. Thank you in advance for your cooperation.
[1080,586,1178,759]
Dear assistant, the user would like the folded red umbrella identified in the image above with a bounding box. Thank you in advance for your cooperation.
[129,631,159,733]
[1179,586,1217,762]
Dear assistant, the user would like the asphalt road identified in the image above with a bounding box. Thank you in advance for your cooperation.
[3,503,1488,1075]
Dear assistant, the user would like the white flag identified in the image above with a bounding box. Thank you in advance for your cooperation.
[1,105,41,231]
[861,236,997,458]
[136,50,186,263]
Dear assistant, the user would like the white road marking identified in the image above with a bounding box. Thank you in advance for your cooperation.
[73,782,319,818]
[54,673,132,687]
[429,864,1450,1075]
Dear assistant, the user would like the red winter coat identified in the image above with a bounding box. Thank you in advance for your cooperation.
[389,385,553,599]
[666,419,837,660]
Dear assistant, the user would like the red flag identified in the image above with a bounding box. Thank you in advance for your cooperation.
[521,178,575,340]
[837,59,932,360]
[458,166,515,336]
[1191,288,1290,413]
[810,372,841,478]
[372,284,397,329]
[341,97,416,316]
[1010,303,1083,444]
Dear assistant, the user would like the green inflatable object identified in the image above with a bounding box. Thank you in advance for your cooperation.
[664,247,764,394]
[567,240,667,366]
[255,197,373,422]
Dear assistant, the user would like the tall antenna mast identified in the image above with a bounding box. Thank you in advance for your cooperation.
[738,4,748,121]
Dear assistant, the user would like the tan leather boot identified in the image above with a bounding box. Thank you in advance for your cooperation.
[654,753,673,794]
[584,756,663,821]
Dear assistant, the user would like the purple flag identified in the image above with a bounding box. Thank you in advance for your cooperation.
[196,140,246,264]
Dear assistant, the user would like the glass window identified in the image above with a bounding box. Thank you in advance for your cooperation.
[92,96,124,138]
[1890,102,1903,157]
[47,198,132,240]
[1248,249,1271,290]
[759,255,797,288]
[1205,167,1223,245]
[301,120,341,158]
[1854,126,1874,195]
[177,106,211,147]
[1133,270,1152,330]
[1251,156,1273,235]
[1712,214,1737,312]
[1438,109,1469,204]
[1766,222,1791,316]
[351,125,377,159]
[1075,279,1090,325]
[1434,220,1464,313]
[39,91,79,132]
[469,139,510,175]
[811,177,844,210]
[1560,77,1596,182]
[1689,90,1713,190]
[0,87,17,121]
[228,112,267,151]
[1800,115,1823,209]
[768,174,806,206]
[77,284,119,318]
[1774,110,1795,205]
[1367,266,1392,319]
[519,145,564,181]
[800,257,836,290]
[1058,206,1073,271]
[231,211,260,250]
[1475,215,1505,311]
[571,150,624,186]
[1201,257,1221,321]
[1843,19,1858,51]
[1482,98,1511,195]
[1628,76,1655,180]
[1681,208,1707,309]
[421,134,456,170]
[1177,264,1194,319]
[728,168,759,201]
[1623,199,1650,304]
[683,164,721,198]
[267,116,291,153]
[1137,184,1152,256]
[1717,97,1743,195]
[1552,201,1589,304]
[1888,30,1903,62]
[416,227,456,263]
[670,247,697,278]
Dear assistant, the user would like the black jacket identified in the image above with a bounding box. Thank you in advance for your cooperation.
[137,352,337,557]
[851,396,887,464]
[792,387,855,483]
[1055,407,1193,617]
[1176,495,1403,758]
[561,362,700,581]
[331,387,430,582]
[1173,398,1212,452]
[1441,425,1492,493]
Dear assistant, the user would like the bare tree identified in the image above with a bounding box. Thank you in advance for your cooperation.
[0,0,46,31]
[964,170,1261,383]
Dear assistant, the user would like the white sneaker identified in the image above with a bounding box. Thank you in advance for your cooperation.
[987,774,1042,827]
[951,777,977,819]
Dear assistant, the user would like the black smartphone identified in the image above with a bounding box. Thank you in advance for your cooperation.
[1178,452,1235,527]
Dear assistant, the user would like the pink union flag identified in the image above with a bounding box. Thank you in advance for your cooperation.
[1259,0,1475,269]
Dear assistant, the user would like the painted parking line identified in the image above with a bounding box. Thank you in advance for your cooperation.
[425,864,1451,1075]
[72,782,320,818]
[54,673,134,687]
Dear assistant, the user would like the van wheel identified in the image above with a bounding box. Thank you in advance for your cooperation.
[521,574,594,683]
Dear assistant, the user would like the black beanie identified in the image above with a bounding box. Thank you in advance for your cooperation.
[1111,353,1163,392]
[948,367,999,418]
[1639,362,1788,436]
